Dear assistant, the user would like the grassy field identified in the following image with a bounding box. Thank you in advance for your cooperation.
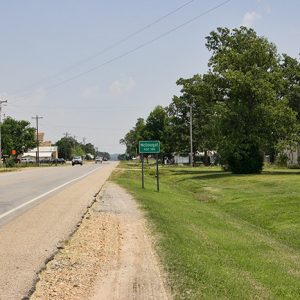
[112,162,300,299]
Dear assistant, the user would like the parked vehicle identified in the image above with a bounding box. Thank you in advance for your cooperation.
[39,158,51,164]
[51,158,66,164]
[21,157,35,163]
[72,156,83,166]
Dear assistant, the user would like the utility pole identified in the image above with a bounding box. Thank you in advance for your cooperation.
[82,137,86,145]
[73,135,77,155]
[32,115,43,166]
[184,102,193,167]
[63,132,71,138]
[0,100,7,166]
[189,104,193,167]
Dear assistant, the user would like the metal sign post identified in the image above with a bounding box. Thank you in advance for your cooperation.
[139,141,160,191]
[156,153,159,192]
[141,154,144,189]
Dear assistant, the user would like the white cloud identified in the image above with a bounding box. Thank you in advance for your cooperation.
[108,77,136,96]
[242,11,261,27]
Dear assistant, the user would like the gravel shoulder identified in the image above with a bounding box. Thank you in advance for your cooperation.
[31,182,172,300]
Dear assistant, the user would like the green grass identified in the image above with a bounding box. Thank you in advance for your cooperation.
[0,166,18,172]
[112,163,300,299]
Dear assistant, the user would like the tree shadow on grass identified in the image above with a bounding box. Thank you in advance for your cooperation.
[262,170,300,176]
[169,168,300,181]
[169,169,225,176]
[169,169,233,181]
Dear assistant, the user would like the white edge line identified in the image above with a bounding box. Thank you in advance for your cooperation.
[0,167,101,221]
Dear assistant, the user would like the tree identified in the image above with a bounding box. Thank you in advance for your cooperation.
[120,118,145,158]
[1,117,35,156]
[280,54,300,121]
[168,74,219,165]
[83,142,95,159]
[143,106,173,159]
[55,137,77,160]
[205,27,298,173]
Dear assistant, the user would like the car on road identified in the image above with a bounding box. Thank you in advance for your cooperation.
[95,156,103,163]
[72,156,83,166]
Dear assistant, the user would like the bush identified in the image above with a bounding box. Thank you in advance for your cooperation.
[276,153,288,167]
[148,169,156,176]
[225,143,264,174]
[5,158,15,168]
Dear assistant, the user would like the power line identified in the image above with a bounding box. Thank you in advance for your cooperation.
[38,0,233,92]
[11,0,195,97]
[12,0,231,101]
[8,103,147,110]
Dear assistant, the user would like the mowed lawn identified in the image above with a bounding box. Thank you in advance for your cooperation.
[112,162,300,299]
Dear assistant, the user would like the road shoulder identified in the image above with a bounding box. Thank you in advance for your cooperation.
[31,182,171,300]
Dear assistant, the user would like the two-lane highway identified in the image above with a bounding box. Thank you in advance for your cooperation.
[0,163,102,225]
[0,161,117,300]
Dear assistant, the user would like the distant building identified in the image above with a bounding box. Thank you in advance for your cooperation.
[22,146,58,161]
[285,145,300,165]
[37,132,52,147]
[174,155,189,164]
[22,132,57,161]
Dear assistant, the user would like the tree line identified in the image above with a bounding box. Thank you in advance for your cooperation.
[55,136,110,161]
[1,117,109,161]
[120,27,300,174]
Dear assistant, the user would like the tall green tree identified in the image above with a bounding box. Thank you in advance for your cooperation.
[205,27,298,173]
[1,117,35,156]
[280,54,300,121]
[144,105,173,159]
[55,136,77,160]
[168,74,219,164]
[83,143,95,157]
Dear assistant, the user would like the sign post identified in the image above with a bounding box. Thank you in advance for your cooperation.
[141,154,144,189]
[139,141,160,191]
[156,153,159,192]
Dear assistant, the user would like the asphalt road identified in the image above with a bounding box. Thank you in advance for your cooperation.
[0,163,103,226]
[0,161,118,300]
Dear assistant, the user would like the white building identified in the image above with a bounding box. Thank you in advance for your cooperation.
[285,145,300,165]
[22,146,58,161]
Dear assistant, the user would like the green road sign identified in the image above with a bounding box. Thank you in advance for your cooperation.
[139,140,160,154]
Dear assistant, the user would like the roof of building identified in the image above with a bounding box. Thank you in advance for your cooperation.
[22,152,52,158]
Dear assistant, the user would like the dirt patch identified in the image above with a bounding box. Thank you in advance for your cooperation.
[31,182,171,300]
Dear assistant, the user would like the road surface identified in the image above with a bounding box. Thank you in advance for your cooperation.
[0,163,106,226]
[0,162,117,300]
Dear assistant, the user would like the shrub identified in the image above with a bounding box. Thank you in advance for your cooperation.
[5,158,15,168]
[276,153,288,167]
[225,143,264,174]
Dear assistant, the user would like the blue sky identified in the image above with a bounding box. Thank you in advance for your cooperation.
[1,0,300,153]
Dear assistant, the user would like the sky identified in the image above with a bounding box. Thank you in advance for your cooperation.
[0,0,300,154]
